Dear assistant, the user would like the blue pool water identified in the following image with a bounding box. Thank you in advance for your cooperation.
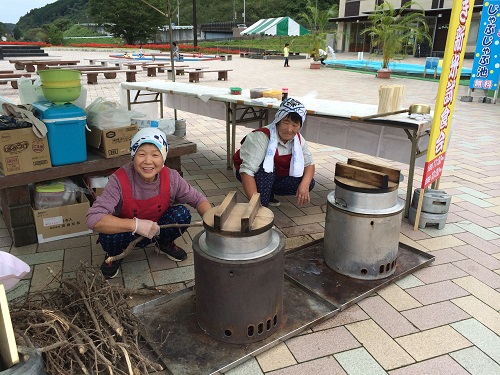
[325,59,472,77]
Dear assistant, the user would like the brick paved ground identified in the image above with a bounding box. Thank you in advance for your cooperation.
[1,47,499,374]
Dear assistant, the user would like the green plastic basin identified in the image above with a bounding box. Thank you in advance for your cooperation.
[41,85,82,104]
[38,69,81,83]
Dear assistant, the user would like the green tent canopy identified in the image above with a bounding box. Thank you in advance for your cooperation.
[240,17,310,36]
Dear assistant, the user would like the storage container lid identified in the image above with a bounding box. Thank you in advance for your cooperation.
[35,180,65,193]
[32,101,86,119]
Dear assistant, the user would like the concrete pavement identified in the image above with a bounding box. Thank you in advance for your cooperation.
[1,48,499,374]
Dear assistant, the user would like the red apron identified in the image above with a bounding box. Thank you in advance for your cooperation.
[115,166,171,221]
[232,128,301,177]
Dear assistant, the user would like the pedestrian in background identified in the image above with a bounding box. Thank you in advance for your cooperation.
[283,43,290,67]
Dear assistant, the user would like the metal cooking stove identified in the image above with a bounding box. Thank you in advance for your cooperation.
[132,239,434,375]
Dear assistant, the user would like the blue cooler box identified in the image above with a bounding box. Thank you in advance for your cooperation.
[33,101,87,166]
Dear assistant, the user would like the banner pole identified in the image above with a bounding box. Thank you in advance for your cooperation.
[413,189,425,231]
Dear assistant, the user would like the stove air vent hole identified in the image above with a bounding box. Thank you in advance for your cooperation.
[361,268,368,275]
[379,265,384,274]
[224,330,232,337]
[257,323,264,335]
[274,315,278,326]
[266,319,271,331]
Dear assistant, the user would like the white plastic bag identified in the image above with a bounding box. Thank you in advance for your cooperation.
[0,251,30,290]
[18,77,45,105]
[85,97,132,130]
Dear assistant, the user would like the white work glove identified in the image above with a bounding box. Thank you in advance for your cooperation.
[133,218,160,239]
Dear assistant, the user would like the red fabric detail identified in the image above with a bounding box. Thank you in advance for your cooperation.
[115,167,171,222]
[232,128,301,177]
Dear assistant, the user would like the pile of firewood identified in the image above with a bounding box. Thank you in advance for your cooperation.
[9,265,164,375]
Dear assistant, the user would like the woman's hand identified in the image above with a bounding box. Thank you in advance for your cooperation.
[135,219,160,239]
[295,182,311,206]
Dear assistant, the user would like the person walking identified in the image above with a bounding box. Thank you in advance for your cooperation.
[283,43,290,67]
[318,48,327,65]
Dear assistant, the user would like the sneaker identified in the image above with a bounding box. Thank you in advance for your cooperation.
[100,257,122,279]
[156,241,187,262]
[268,195,281,207]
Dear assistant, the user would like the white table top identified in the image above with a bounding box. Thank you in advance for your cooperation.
[121,80,432,131]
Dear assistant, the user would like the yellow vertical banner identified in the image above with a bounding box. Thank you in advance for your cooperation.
[421,0,475,189]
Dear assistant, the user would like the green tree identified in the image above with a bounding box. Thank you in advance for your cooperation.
[0,22,7,38]
[23,28,47,42]
[43,24,64,45]
[13,26,22,40]
[89,0,167,44]
[361,1,431,69]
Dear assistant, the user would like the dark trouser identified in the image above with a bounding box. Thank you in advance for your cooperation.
[98,205,191,256]
[235,167,315,207]
[284,57,289,66]
[320,57,326,65]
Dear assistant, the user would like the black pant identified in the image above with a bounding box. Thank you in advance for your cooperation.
[284,57,289,66]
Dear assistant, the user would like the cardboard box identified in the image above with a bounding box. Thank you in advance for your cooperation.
[86,124,138,158]
[32,192,92,243]
[0,127,52,176]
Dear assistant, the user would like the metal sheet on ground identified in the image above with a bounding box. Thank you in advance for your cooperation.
[133,278,337,375]
[284,241,435,309]
[132,240,433,374]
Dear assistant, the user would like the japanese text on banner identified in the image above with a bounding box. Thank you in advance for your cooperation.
[422,0,475,189]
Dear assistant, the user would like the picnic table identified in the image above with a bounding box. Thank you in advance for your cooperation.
[121,81,432,219]
[47,65,137,84]
[11,60,80,72]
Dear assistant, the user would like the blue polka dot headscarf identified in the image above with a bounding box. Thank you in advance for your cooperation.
[130,128,168,162]
[272,98,307,128]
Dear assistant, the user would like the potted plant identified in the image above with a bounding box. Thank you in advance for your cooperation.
[299,0,339,69]
[361,1,431,78]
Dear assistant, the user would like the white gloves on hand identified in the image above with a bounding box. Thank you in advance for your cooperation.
[133,218,160,239]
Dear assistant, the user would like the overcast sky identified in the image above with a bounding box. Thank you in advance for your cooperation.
[2,0,57,24]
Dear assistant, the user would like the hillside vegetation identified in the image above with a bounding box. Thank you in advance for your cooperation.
[16,0,336,31]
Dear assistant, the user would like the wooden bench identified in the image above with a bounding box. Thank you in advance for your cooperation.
[11,60,80,72]
[188,69,232,83]
[0,135,197,246]
[0,70,14,74]
[0,73,33,89]
[0,77,37,89]
[81,70,138,84]
[46,66,136,84]
[219,54,233,61]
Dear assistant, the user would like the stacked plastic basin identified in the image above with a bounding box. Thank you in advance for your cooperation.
[37,69,82,104]
[32,101,87,166]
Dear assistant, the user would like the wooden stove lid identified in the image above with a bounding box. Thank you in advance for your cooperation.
[334,159,400,193]
[203,191,274,236]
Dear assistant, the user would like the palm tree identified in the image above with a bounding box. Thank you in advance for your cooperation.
[361,1,431,69]
[299,0,338,61]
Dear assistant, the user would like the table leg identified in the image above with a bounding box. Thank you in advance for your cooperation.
[226,102,231,169]
[405,129,419,218]
[160,93,164,118]
[231,103,237,169]
[126,90,131,110]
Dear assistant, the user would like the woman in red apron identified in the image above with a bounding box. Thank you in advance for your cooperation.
[232,98,315,207]
[87,128,211,279]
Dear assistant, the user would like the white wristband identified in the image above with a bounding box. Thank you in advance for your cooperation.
[132,217,139,235]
